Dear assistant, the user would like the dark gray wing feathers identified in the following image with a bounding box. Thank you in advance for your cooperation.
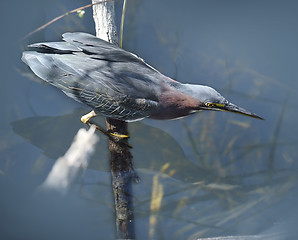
[22,32,161,121]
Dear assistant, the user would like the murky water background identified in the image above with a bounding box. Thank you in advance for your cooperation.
[1,0,298,239]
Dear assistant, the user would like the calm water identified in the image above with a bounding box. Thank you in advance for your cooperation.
[1,0,298,239]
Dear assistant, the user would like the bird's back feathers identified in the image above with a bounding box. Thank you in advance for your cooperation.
[22,32,165,120]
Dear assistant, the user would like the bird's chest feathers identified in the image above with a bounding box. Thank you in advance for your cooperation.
[160,89,199,108]
[150,88,201,120]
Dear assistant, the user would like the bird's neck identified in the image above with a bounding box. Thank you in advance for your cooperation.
[168,82,198,97]
[149,82,203,120]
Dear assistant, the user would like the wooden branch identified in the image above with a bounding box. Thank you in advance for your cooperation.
[91,1,137,239]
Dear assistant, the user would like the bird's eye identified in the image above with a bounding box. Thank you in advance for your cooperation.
[205,102,215,107]
[205,102,225,108]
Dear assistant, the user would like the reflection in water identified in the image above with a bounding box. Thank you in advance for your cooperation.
[11,108,207,180]
[10,104,298,239]
[133,168,298,240]
[12,110,298,239]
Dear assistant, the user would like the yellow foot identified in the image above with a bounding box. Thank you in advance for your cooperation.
[81,110,97,124]
[109,132,130,139]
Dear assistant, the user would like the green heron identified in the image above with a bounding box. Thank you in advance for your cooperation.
[22,32,263,126]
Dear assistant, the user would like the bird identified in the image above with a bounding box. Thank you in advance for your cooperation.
[22,32,263,128]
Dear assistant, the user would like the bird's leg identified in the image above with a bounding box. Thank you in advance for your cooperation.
[85,120,132,148]
[109,131,130,139]
[81,110,130,142]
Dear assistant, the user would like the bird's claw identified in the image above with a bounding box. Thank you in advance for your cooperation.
[81,110,97,124]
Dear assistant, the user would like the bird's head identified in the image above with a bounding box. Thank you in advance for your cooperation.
[184,84,264,120]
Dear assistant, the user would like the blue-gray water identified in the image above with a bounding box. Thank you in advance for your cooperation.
[1,0,298,239]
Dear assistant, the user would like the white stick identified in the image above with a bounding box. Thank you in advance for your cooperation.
[39,125,99,194]
[92,0,118,44]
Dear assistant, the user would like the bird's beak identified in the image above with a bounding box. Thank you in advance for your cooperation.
[220,102,264,120]
[202,102,264,120]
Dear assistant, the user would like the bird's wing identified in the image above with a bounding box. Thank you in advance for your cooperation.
[22,48,160,120]
[61,32,181,84]
[29,32,154,69]
[62,32,151,66]
[27,32,179,82]
[28,41,81,53]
